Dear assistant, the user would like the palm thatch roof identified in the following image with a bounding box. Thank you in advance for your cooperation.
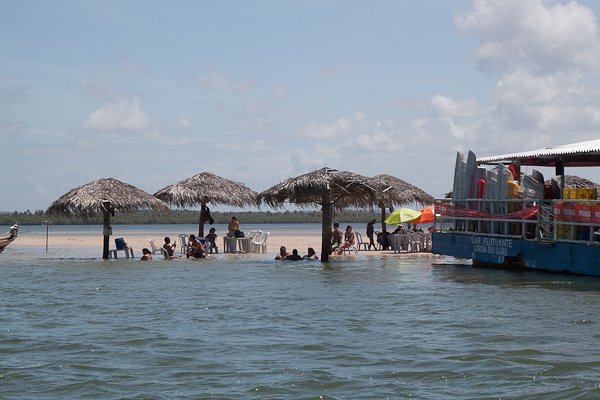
[154,172,257,208]
[257,167,378,261]
[371,174,434,207]
[545,175,600,190]
[256,167,377,209]
[46,178,169,219]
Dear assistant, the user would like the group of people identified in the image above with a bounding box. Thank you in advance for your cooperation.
[275,246,318,260]
[141,234,209,261]
[139,215,427,261]
[140,215,240,261]
[331,222,357,255]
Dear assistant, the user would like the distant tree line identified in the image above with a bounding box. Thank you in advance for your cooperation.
[0,209,382,225]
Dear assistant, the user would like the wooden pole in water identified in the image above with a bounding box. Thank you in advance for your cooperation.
[102,210,110,259]
[102,201,114,260]
[42,221,52,252]
[321,188,332,262]
[380,203,387,233]
[198,201,207,238]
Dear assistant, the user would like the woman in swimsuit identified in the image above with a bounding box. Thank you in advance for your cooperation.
[228,217,239,236]
[337,225,355,255]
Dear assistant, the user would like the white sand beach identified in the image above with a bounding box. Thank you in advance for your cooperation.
[12,234,438,259]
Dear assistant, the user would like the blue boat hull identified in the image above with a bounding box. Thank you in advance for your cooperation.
[432,232,600,276]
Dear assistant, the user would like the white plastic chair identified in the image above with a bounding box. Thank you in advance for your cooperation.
[355,232,368,251]
[389,234,399,252]
[409,233,422,252]
[395,234,411,253]
[253,231,270,253]
[178,234,190,254]
[148,239,163,255]
[204,237,218,254]
[148,239,168,257]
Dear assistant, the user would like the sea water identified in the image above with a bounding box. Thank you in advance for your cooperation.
[2,225,600,399]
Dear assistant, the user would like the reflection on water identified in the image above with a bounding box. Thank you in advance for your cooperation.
[3,240,600,398]
[432,259,600,292]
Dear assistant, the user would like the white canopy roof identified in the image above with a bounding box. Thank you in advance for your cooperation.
[477,139,600,167]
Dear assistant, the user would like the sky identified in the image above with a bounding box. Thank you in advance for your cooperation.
[3,0,600,212]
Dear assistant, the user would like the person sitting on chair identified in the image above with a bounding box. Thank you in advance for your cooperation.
[140,248,153,261]
[377,231,391,250]
[303,247,319,260]
[187,234,206,258]
[392,225,404,235]
[337,225,355,255]
[228,216,239,237]
[163,237,181,258]
[205,227,218,253]
[331,222,343,253]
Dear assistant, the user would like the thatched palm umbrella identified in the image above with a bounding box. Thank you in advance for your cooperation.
[46,178,169,259]
[545,175,600,190]
[154,172,258,237]
[371,174,434,233]
[256,167,378,262]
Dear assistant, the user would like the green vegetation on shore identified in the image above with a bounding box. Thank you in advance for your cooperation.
[0,209,381,225]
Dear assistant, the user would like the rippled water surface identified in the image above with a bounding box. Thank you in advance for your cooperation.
[3,241,600,398]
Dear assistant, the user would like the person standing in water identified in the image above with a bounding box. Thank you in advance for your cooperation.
[366,219,377,250]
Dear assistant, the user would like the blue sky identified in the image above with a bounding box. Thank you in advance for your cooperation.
[3,0,600,212]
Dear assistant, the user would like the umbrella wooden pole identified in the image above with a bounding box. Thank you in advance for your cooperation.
[198,201,206,238]
[380,205,387,233]
[102,209,110,259]
[321,190,332,262]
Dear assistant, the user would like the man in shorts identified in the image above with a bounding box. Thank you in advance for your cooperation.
[187,234,206,258]
[331,222,343,253]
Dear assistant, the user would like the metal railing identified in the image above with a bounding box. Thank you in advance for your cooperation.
[434,198,600,244]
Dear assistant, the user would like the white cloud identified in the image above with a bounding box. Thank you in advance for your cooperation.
[443,117,468,139]
[79,95,170,142]
[431,95,482,118]
[455,0,600,74]
[196,64,256,93]
[297,112,367,140]
[430,0,600,153]
[268,85,292,99]
[76,65,173,142]
[175,116,192,130]
[0,110,25,140]
[80,95,155,131]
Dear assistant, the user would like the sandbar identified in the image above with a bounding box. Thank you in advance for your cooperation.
[12,234,439,258]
